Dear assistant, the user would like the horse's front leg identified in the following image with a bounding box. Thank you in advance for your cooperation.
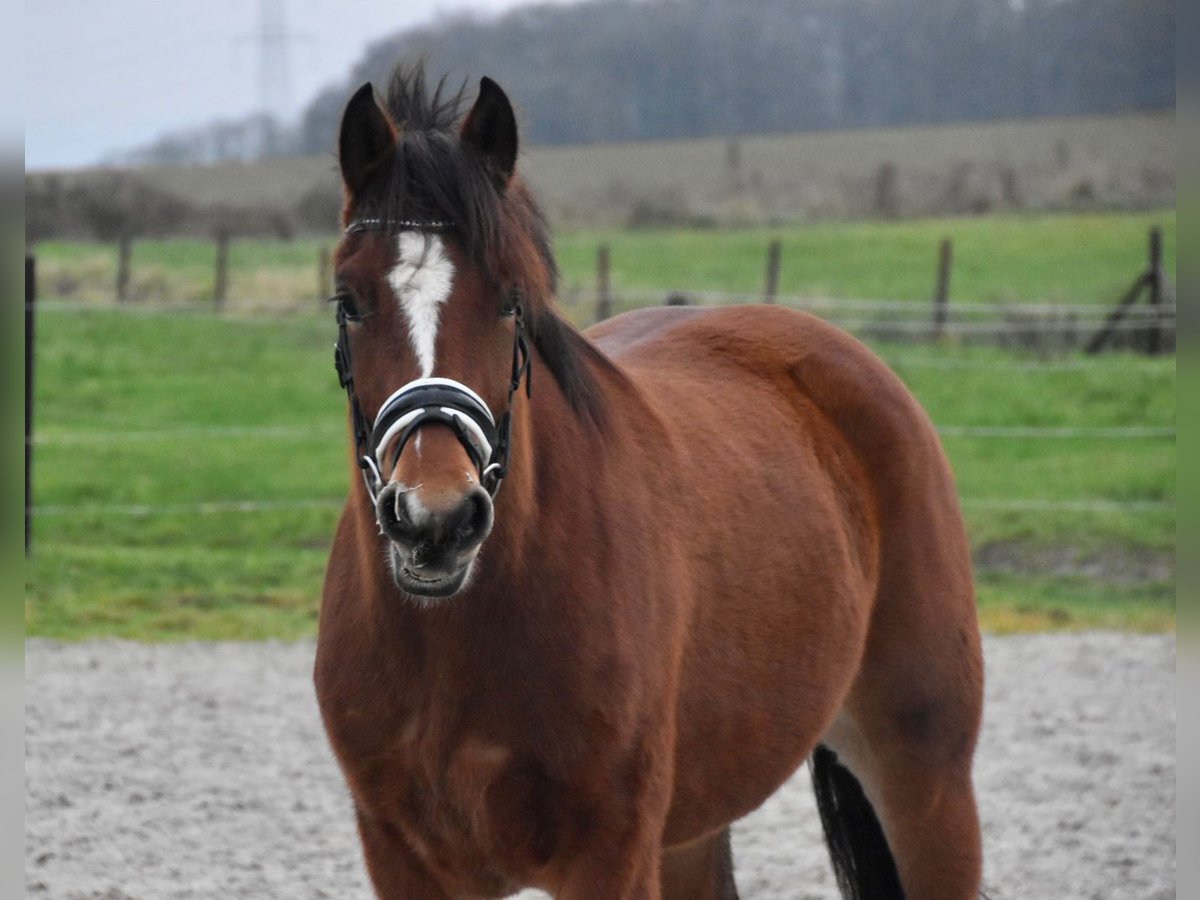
[555,745,673,900]
[557,836,663,900]
[354,809,453,900]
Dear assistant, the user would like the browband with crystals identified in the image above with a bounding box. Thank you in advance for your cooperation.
[344,217,456,235]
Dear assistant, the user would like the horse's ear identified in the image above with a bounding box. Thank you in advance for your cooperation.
[460,77,518,184]
[339,82,395,194]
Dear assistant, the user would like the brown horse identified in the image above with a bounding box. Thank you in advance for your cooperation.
[315,67,984,900]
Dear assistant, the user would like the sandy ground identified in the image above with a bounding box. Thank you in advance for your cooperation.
[26,633,1175,899]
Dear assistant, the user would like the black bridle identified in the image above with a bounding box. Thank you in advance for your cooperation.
[333,219,532,507]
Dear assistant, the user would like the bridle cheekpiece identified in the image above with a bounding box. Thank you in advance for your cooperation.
[333,217,532,512]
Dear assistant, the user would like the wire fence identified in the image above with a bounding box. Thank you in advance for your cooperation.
[31,423,1176,447]
[34,424,344,446]
[31,294,1178,322]
[32,499,347,518]
[624,288,1178,320]
[25,264,1176,535]
[28,420,1174,519]
[29,284,1179,353]
[879,355,1172,372]
[30,496,1175,519]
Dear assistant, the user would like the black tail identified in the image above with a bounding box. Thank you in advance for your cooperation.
[809,744,905,900]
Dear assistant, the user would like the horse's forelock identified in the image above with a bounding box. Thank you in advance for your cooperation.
[358,71,550,305]
[385,66,465,134]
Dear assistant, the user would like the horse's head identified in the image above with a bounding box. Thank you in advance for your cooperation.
[332,69,573,600]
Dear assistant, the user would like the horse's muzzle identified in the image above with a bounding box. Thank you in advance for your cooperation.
[375,482,493,598]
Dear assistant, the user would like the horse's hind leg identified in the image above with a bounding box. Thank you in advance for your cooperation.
[816,729,982,899]
[824,621,985,899]
[660,828,739,900]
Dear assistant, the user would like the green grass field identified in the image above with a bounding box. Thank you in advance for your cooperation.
[26,212,1176,640]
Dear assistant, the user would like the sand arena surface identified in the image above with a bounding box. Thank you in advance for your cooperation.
[26,633,1174,899]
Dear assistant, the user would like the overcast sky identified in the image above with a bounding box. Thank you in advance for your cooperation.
[25,0,566,171]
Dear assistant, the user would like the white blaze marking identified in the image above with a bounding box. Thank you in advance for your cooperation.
[388,232,455,378]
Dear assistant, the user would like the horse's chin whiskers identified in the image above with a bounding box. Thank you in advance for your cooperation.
[382,541,479,606]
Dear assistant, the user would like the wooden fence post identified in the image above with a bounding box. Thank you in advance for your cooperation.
[26,255,36,554]
[214,230,230,312]
[1147,226,1163,355]
[763,239,782,304]
[116,233,133,303]
[1084,271,1151,354]
[596,244,612,322]
[932,238,953,338]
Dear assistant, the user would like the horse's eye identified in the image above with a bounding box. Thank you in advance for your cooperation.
[332,292,362,322]
[500,296,520,318]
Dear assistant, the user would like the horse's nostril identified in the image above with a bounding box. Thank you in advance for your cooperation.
[455,489,494,546]
[375,484,416,542]
[445,489,490,548]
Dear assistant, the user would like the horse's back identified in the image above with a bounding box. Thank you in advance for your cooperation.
[591,305,931,446]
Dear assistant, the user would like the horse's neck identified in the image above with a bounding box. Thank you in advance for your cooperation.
[488,352,612,561]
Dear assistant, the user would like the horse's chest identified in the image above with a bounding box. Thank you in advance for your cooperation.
[333,709,567,892]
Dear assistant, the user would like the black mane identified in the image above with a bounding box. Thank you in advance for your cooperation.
[353,65,605,425]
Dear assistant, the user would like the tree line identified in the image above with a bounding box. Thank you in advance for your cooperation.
[118,0,1175,165]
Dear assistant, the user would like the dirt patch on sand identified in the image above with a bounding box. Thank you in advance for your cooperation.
[973,540,1174,585]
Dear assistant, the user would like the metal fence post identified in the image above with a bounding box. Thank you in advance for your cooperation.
[26,254,36,555]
